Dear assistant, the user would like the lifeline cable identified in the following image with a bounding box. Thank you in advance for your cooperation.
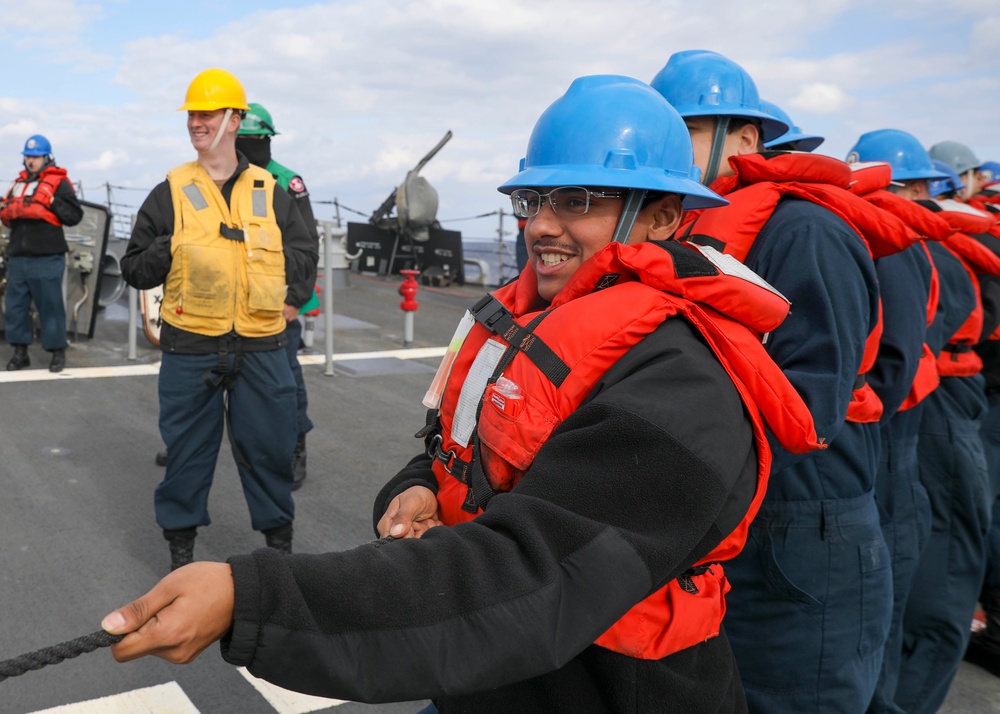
[0,630,123,682]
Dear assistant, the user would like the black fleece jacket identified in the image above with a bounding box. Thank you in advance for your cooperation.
[221,314,756,714]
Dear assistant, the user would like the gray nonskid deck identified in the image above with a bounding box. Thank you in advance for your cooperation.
[0,271,994,712]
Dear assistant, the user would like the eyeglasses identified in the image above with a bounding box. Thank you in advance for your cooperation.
[509,186,627,218]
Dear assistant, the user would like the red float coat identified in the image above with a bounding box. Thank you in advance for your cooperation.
[970,187,1000,215]
[921,199,1000,375]
[426,239,823,660]
[0,166,70,227]
[679,152,917,424]
[848,162,948,410]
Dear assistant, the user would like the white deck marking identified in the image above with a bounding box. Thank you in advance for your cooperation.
[0,347,447,384]
[28,681,199,713]
[0,363,162,382]
[237,667,347,712]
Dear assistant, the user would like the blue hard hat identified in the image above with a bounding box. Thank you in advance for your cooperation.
[846,129,948,182]
[649,50,789,144]
[498,75,727,209]
[979,160,1000,186]
[23,134,52,156]
[760,100,824,152]
[928,160,966,198]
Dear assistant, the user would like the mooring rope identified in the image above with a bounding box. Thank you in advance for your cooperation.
[0,537,404,683]
[0,630,123,682]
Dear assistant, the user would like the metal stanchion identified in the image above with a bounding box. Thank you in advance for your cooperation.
[324,229,334,377]
[127,285,137,360]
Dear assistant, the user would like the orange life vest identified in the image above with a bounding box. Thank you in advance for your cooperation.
[679,152,916,424]
[917,199,1000,376]
[0,166,68,227]
[847,162,944,411]
[424,239,823,661]
[970,189,1000,215]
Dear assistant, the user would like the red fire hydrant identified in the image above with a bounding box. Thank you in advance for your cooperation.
[399,269,420,347]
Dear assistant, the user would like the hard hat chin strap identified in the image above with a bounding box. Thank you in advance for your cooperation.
[611,189,648,244]
[208,108,234,153]
[703,116,731,186]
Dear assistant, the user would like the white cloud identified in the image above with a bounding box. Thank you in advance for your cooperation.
[1,0,996,238]
[0,0,112,68]
[77,147,129,171]
[0,0,91,34]
[102,0,872,224]
[789,83,854,115]
[0,119,38,142]
[971,16,1000,56]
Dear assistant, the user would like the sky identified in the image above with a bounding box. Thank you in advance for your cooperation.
[1,0,997,241]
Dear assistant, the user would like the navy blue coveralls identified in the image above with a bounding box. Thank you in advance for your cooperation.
[895,240,990,714]
[970,250,1000,664]
[283,317,314,439]
[156,338,298,532]
[721,199,890,714]
[865,244,934,714]
[974,329,1000,659]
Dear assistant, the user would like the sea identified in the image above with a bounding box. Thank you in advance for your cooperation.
[461,237,522,287]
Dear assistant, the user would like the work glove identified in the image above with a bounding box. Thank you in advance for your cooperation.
[0,200,22,226]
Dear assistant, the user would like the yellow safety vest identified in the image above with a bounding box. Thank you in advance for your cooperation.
[162,161,286,338]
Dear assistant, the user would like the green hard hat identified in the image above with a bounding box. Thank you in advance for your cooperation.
[239,103,279,136]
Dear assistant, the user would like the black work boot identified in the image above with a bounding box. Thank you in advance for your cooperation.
[291,433,307,491]
[6,345,29,371]
[49,348,65,373]
[263,523,293,554]
[164,528,197,571]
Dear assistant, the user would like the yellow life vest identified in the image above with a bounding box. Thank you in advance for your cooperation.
[162,161,286,338]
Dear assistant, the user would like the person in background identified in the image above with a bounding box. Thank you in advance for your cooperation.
[102,74,822,714]
[155,102,320,484]
[121,68,317,571]
[930,140,985,203]
[970,160,1000,215]
[0,135,83,373]
[236,102,319,490]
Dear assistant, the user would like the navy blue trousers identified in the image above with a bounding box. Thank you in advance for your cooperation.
[867,407,933,714]
[725,491,892,714]
[5,254,67,351]
[896,376,990,714]
[284,318,314,437]
[156,349,297,532]
[981,392,1000,592]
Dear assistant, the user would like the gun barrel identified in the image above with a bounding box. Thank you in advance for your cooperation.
[368,130,453,225]
[411,130,453,176]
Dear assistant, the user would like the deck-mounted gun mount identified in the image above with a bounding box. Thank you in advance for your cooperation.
[348,130,465,286]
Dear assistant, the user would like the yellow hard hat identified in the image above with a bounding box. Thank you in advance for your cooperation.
[178,68,250,112]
